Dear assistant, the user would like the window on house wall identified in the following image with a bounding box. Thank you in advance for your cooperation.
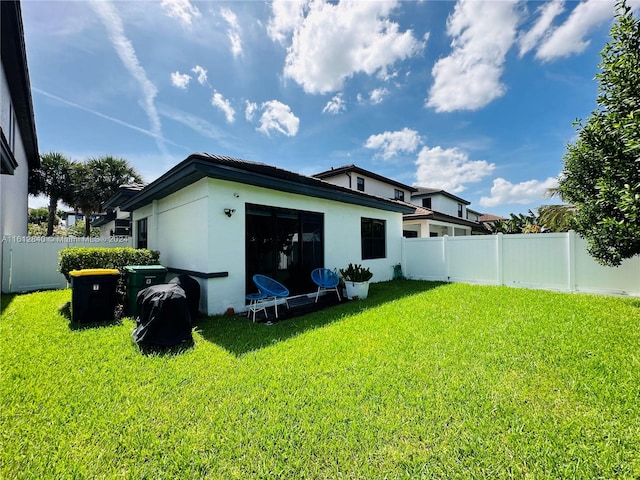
[394,189,404,201]
[357,177,365,192]
[137,218,148,249]
[422,198,432,209]
[458,203,463,218]
[361,217,386,259]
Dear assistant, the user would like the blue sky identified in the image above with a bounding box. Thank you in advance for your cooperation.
[22,0,639,216]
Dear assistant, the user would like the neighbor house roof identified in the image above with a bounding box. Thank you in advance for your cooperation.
[102,184,145,210]
[1,1,39,170]
[120,154,416,214]
[411,187,470,206]
[313,164,418,193]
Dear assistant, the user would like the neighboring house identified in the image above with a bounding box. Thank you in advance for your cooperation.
[313,164,416,202]
[404,188,486,237]
[1,0,39,291]
[314,165,485,237]
[119,154,415,316]
[93,184,144,236]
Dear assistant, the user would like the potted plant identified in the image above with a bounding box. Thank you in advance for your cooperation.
[339,263,373,300]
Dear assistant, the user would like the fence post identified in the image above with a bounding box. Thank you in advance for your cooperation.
[443,235,450,281]
[495,233,504,286]
[567,230,576,292]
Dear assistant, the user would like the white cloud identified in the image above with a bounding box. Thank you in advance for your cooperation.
[535,0,615,61]
[369,88,389,105]
[270,0,423,94]
[479,177,559,207]
[518,0,565,57]
[426,0,520,113]
[245,100,258,121]
[267,0,307,44]
[191,65,208,86]
[322,94,346,115]
[257,100,300,137]
[220,7,243,58]
[90,1,166,154]
[365,128,422,160]
[415,145,495,193]
[170,71,191,89]
[160,0,201,28]
[211,91,235,123]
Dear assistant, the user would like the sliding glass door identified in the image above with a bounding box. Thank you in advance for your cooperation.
[246,204,324,295]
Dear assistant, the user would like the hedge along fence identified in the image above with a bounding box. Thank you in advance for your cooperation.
[59,247,161,282]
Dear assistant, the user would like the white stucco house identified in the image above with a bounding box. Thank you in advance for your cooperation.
[120,154,415,316]
[1,0,40,291]
[313,165,486,238]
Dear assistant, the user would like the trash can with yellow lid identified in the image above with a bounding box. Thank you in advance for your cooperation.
[69,269,120,323]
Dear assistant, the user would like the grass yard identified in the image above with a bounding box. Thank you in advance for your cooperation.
[1,280,640,479]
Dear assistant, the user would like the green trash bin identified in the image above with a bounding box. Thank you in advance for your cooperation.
[69,269,120,324]
[124,265,168,317]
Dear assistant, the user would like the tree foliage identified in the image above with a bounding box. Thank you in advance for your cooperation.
[28,152,74,236]
[558,1,640,266]
[69,156,142,237]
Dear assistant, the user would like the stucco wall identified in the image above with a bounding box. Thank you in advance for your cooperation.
[429,195,465,218]
[0,63,29,238]
[133,177,404,315]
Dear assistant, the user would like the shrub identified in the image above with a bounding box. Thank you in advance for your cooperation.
[339,263,373,282]
[59,247,160,282]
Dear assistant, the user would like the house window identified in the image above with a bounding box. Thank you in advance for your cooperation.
[137,218,148,249]
[361,217,386,259]
[422,198,432,209]
[394,189,405,201]
[246,204,324,295]
[458,204,463,218]
[357,177,365,192]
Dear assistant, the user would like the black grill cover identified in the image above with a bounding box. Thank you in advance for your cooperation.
[132,284,193,347]
[169,274,200,318]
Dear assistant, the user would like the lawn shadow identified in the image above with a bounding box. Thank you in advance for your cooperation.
[59,301,123,331]
[136,339,195,357]
[1,293,16,314]
[195,280,447,357]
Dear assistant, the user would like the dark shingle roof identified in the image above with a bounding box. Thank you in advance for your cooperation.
[120,153,416,214]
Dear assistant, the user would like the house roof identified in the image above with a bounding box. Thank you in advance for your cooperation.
[1,1,39,170]
[411,187,470,206]
[403,208,481,229]
[120,153,416,214]
[313,164,418,193]
[102,184,145,210]
[479,213,506,222]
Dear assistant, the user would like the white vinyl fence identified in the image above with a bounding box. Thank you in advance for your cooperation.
[1,236,133,293]
[403,231,640,297]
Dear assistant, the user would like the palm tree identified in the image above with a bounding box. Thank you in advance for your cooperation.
[28,152,75,236]
[537,186,577,232]
[69,156,142,237]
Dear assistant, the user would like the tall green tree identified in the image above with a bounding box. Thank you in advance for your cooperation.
[28,152,75,236]
[69,156,142,237]
[558,0,640,266]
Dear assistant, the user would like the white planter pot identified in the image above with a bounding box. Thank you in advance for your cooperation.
[344,281,370,300]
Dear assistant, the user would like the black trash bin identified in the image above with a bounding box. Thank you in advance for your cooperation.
[69,269,120,324]
[124,265,167,317]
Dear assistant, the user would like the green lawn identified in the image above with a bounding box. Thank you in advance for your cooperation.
[1,281,639,479]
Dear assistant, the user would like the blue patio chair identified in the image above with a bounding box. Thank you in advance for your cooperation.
[311,268,341,303]
[252,274,290,318]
